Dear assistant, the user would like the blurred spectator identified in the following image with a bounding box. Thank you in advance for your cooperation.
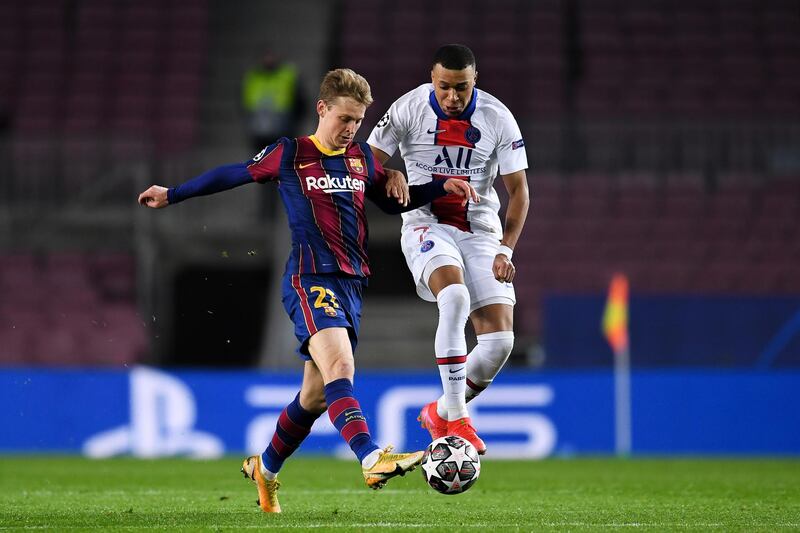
[241,51,306,154]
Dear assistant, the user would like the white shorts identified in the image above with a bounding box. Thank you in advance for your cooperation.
[400,223,516,311]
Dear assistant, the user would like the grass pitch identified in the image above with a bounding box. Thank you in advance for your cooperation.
[1,456,798,531]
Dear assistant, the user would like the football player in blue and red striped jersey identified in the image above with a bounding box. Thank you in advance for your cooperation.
[138,68,478,513]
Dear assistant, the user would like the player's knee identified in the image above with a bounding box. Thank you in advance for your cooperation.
[436,283,471,317]
[477,330,514,369]
[492,334,514,358]
[301,391,327,415]
[326,357,355,381]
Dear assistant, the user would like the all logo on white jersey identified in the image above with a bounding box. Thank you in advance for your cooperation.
[434,146,473,169]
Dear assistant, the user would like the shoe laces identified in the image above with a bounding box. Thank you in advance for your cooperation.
[450,418,478,434]
[378,445,403,461]
[265,479,281,506]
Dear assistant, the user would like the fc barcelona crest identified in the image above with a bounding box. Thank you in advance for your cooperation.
[349,158,364,173]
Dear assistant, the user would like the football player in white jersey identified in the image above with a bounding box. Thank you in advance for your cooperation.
[367,44,530,454]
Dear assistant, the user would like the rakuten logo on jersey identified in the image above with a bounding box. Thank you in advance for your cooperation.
[305,174,365,194]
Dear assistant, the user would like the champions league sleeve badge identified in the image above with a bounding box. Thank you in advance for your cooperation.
[420,240,435,253]
[377,112,390,128]
[253,146,267,161]
[465,126,481,144]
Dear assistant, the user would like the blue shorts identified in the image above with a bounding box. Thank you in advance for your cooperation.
[281,273,365,359]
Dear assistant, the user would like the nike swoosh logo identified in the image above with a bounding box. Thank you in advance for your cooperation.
[449,367,464,373]
[427,128,446,134]
[298,162,316,169]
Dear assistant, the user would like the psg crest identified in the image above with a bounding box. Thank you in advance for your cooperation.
[465,126,481,144]
[420,240,435,253]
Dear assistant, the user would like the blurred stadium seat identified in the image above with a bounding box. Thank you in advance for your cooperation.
[513,175,800,339]
[0,253,147,366]
[3,0,207,159]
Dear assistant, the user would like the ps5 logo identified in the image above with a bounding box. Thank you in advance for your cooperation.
[83,367,223,458]
[81,369,556,460]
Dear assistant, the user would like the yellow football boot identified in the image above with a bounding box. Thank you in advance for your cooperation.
[362,445,425,490]
[241,455,281,513]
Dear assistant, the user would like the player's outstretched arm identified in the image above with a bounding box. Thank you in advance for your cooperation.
[368,178,478,215]
[137,163,254,209]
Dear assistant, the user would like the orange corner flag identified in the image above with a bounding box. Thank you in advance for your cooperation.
[602,274,629,355]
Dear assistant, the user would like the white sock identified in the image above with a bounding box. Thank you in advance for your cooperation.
[434,284,470,421]
[259,460,278,481]
[466,331,515,400]
[437,330,514,410]
[361,448,382,469]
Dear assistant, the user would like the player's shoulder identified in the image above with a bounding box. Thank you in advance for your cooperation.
[378,84,431,130]
[392,84,432,109]
[475,88,518,123]
[271,136,298,152]
[350,141,377,166]
[251,137,292,164]
[351,141,373,157]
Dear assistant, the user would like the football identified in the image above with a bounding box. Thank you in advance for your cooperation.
[420,435,481,494]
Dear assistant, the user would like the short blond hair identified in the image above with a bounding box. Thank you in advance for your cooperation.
[318,68,373,107]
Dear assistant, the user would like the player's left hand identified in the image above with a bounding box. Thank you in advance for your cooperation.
[138,185,169,208]
[493,253,515,283]
[384,168,409,206]
[443,179,480,206]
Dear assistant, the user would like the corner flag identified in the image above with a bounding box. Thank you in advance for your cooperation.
[602,273,629,355]
[603,273,632,456]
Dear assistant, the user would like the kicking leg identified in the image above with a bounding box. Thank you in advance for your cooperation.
[309,327,423,489]
[242,361,326,513]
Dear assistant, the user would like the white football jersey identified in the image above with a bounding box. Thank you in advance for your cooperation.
[367,83,528,236]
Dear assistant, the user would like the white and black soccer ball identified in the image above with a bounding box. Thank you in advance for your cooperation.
[420,435,481,494]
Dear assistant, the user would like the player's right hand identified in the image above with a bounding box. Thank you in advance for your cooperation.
[138,185,169,208]
[443,179,480,206]
[493,254,515,283]
[384,168,409,206]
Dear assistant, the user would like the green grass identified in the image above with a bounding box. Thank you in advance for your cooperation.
[1,456,799,531]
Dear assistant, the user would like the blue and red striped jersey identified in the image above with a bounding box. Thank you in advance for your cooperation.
[166,135,449,278]
[247,135,389,278]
